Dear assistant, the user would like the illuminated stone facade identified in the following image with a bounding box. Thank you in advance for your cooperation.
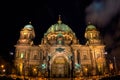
[14,17,107,78]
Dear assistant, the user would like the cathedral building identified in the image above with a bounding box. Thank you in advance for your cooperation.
[14,17,107,78]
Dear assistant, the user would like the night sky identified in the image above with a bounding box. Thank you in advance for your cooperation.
[0,0,120,67]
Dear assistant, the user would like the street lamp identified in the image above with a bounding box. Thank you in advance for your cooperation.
[1,65,4,69]
[33,68,37,75]
[3,69,6,73]
[85,68,88,76]
[0,65,5,75]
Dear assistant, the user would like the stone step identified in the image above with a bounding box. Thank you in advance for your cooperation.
[48,78,73,80]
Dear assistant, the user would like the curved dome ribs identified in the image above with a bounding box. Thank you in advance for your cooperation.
[42,17,77,45]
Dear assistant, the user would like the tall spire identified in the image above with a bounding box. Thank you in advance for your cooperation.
[58,15,62,24]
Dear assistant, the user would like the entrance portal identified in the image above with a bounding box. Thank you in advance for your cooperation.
[50,56,70,78]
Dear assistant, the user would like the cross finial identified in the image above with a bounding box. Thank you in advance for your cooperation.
[29,21,32,24]
[58,15,62,24]
[88,22,91,25]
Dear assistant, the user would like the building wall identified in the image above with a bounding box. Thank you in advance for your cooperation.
[14,22,107,77]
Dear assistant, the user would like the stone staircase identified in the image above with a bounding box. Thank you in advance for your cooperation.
[48,78,74,80]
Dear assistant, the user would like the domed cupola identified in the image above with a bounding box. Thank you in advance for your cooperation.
[85,23,101,45]
[17,22,35,45]
[85,23,99,39]
[23,22,34,30]
[42,16,77,45]
[85,24,97,31]
[46,15,73,34]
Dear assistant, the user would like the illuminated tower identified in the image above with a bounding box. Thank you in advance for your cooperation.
[85,24,106,75]
[14,23,40,76]
[17,22,35,45]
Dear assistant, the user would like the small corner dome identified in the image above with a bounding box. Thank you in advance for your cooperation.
[86,24,96,31]
[24,24,34,29]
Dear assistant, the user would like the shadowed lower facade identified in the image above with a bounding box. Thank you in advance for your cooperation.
[14,17,107,78]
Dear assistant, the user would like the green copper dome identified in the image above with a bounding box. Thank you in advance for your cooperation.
[86,24,96,31]
[24,24,33,29]
[47,18,73,33]
[24,22,34,29]
[47,23,72,33]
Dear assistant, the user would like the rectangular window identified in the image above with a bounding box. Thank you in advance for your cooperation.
[34,55,37,59]
[16,50,19,58]
[21,53,24,58]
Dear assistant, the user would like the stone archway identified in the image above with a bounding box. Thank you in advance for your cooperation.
[50,56,70,78]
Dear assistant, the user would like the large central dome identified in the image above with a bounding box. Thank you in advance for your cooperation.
[43,16,77,45]
[46,16,73,34]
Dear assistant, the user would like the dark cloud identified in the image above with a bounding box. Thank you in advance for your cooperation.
[85,0,120,27]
